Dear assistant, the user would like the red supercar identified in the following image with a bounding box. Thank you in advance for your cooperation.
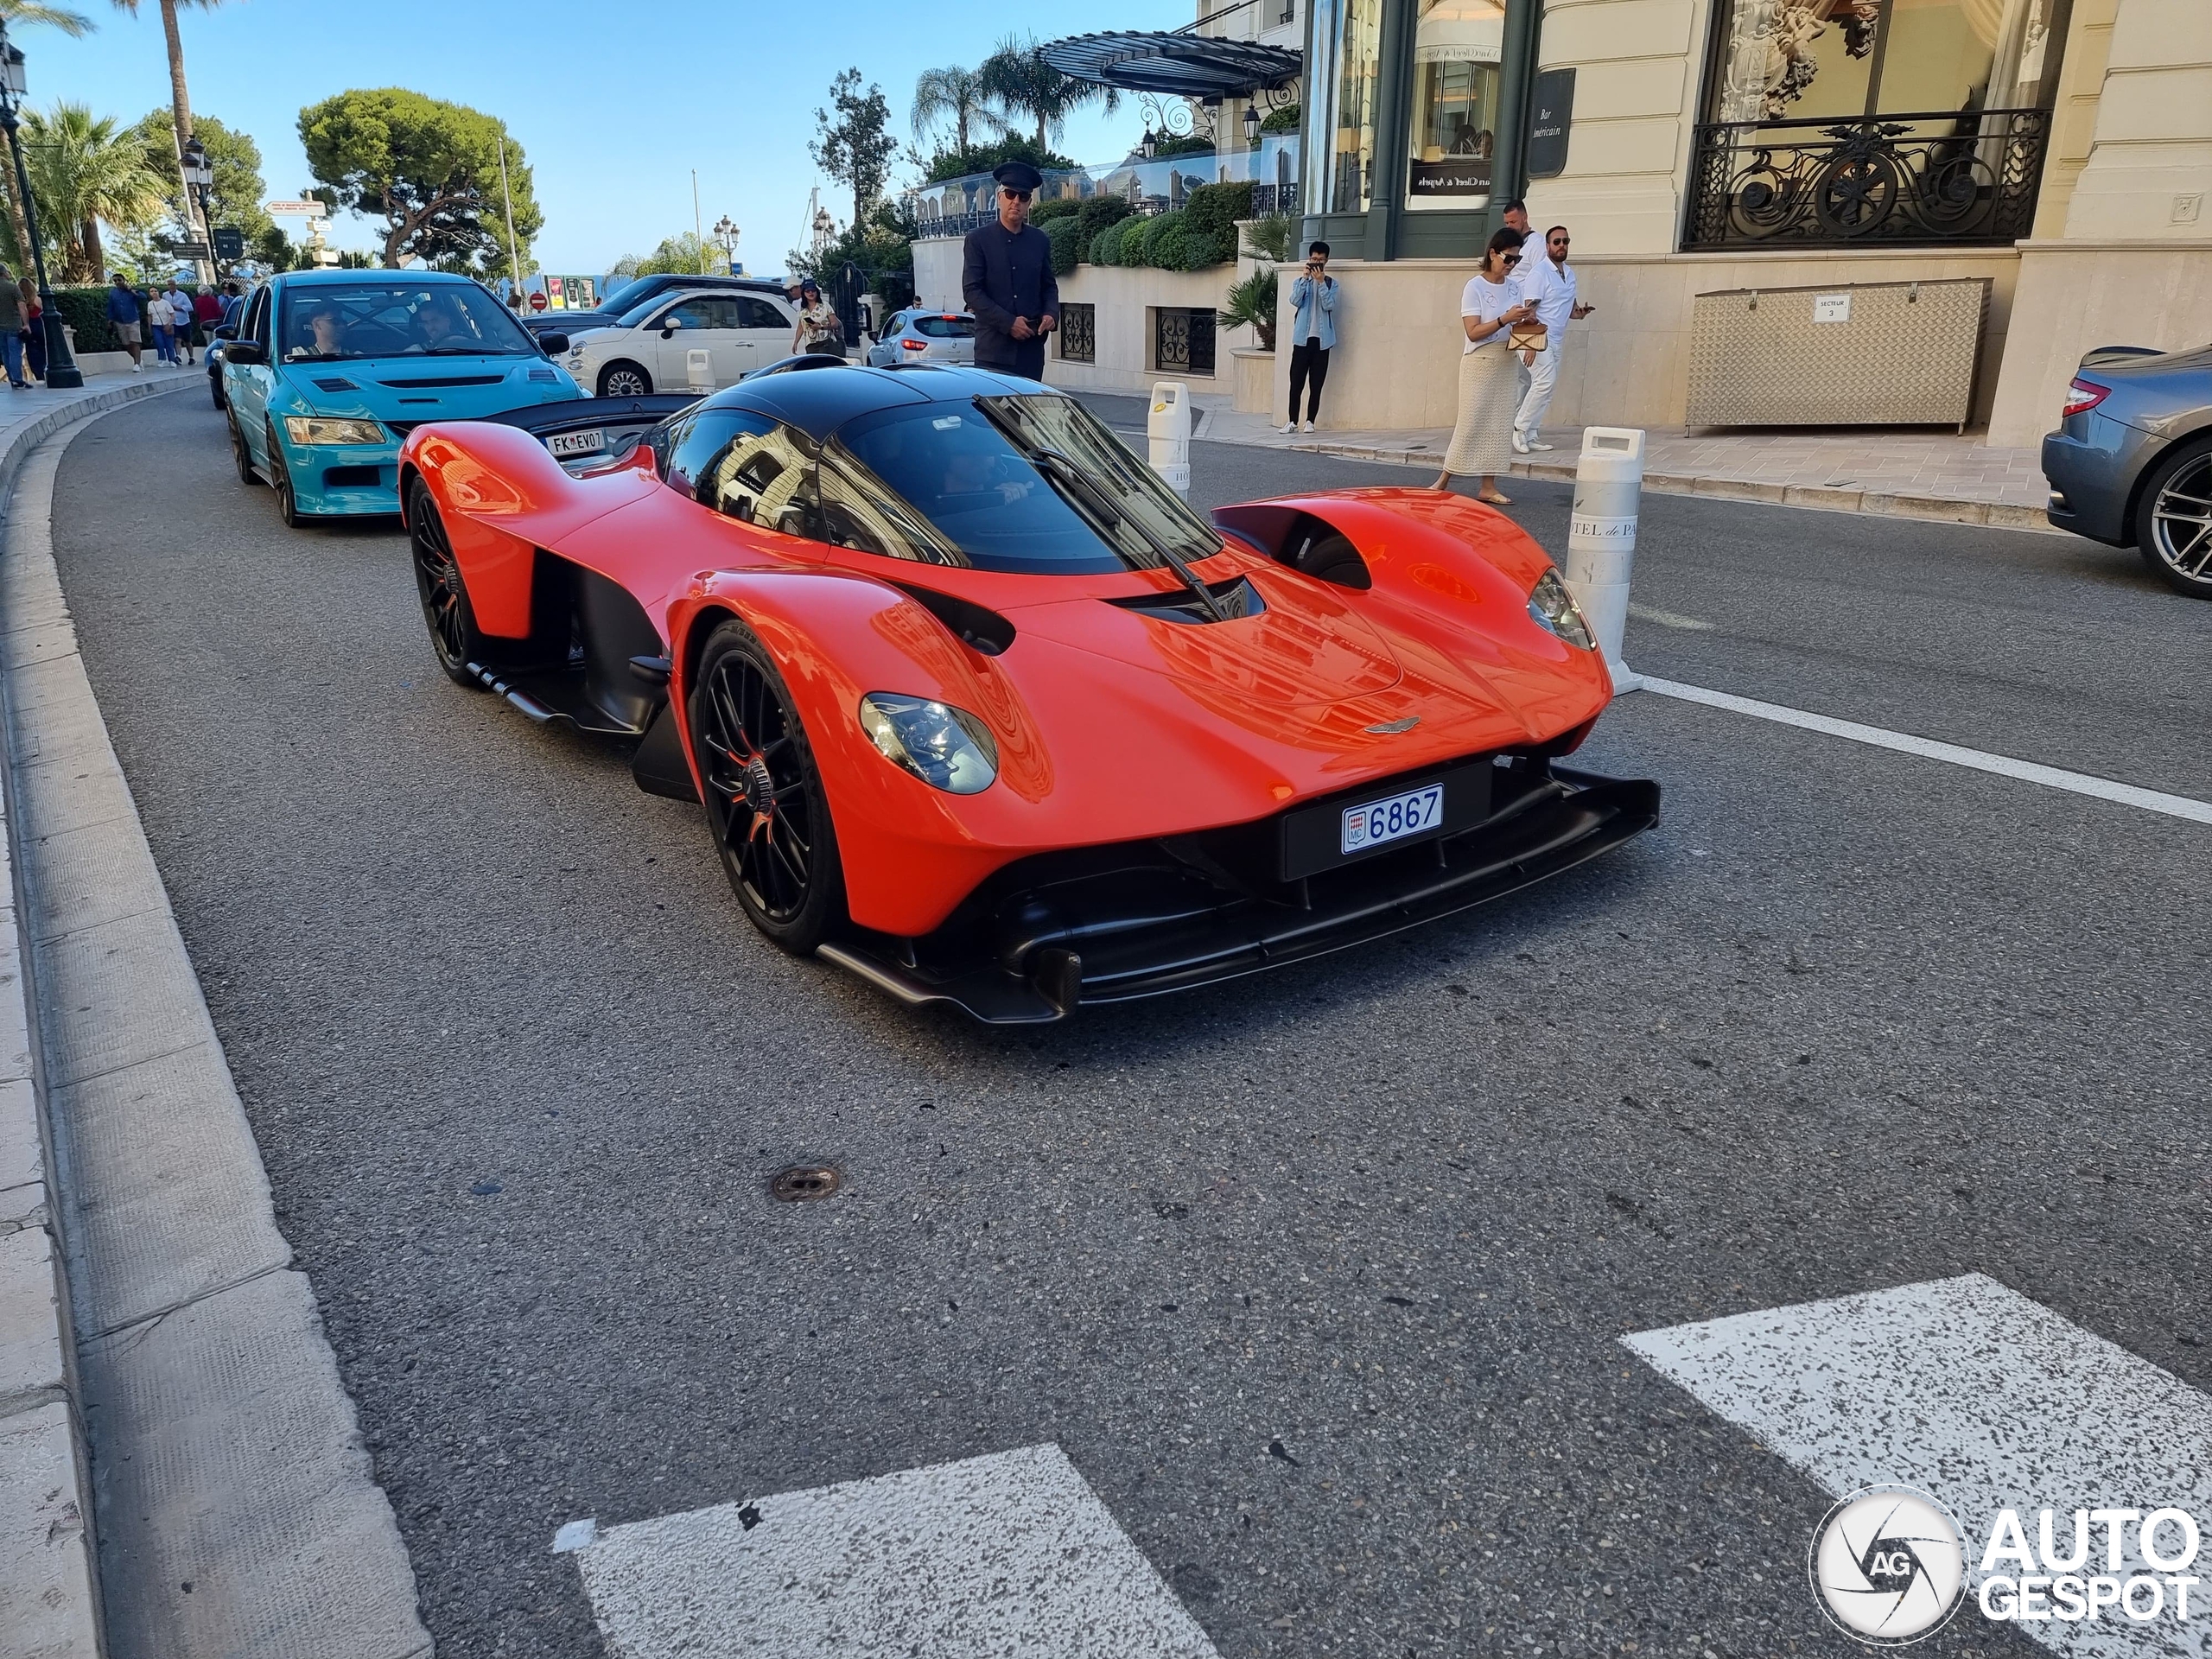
[397,362,1657,1022]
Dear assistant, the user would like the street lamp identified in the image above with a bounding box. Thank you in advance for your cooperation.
[1141,126,1157,160]
[181,135,214,281]
[0,23,82,388]
[1243,104,1262,146]
[711,213,738,273]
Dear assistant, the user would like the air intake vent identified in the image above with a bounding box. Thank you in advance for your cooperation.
[313,377,359,392]
[528,365,557,382]
[1107,575,1266,625]
[377,374,505,389]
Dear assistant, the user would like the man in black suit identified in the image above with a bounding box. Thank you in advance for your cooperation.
[962,161,1058,380]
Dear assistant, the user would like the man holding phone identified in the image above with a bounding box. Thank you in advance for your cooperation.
[1281,240,1338,435]
[962,161,1058,381]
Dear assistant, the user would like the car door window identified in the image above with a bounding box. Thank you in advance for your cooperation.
[817,452,953,564]
[668,409,821,539]
[736,296,785,332]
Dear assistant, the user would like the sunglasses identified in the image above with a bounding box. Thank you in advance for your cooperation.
[1000,188,1033,201]
[1503,252,1522,264]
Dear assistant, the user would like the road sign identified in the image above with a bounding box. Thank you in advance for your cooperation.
[170,240,211,259]
[213,227,244,260]
[529,290,548,312]
[266,200,324,217]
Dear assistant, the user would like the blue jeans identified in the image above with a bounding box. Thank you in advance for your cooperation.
[2,331,22,387]
[153,324,175,364]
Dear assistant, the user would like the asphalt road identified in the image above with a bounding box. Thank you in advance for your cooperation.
[50,389,2211,1659]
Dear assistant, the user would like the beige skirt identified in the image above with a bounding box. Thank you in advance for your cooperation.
[1441,346,1518,477]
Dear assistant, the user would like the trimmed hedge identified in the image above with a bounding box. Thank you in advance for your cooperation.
[1075,194,1132,249]
[1043,215,1084,276]
[53,287,130,354]
[1031,198,1082,224]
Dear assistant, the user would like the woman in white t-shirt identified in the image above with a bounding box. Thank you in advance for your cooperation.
[144,290,178,366]
[1433,229,1537,504]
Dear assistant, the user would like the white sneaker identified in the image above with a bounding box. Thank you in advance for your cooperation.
[1279,421,1296,435]
[1510,430,1529,454]
[131,362,143,373]
[1300,420,1315,433]
[1527,440,1554,452]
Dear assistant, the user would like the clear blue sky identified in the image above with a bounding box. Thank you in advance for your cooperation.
[25,0,1192,277]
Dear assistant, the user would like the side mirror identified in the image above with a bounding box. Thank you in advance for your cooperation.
[213,325,237,340]
[223,340,265,366]
[537,333,569,355]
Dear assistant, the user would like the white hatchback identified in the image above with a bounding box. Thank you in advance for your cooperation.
[563,288,798,398]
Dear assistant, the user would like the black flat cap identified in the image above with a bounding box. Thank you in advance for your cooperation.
[992,161,1045,192]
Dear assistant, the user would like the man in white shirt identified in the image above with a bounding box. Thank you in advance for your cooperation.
[1510,225,1593,453]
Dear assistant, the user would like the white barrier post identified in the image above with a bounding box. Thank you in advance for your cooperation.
[1148,380,1192,499]
[1565,425,1644,693]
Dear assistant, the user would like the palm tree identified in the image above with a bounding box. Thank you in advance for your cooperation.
[22,103,164,277]
[977,34,1117,150]
[0,3,99,262]
[911,66,1004,155]
[0,3,96,34]
[109,1,225,253]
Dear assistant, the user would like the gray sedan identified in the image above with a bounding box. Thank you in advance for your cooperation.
[865,308,977,367]
[2041,341,2212,598]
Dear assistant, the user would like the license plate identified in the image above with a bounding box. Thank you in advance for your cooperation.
[547,428,605,458]
[1342,784,1445,855]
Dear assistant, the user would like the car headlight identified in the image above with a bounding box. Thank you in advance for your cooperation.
[565,351,583,369]
[283,416,385,446]
[856,694,998,794]
[1527,567,1596,651]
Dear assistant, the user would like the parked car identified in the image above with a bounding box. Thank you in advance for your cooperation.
[2041,341,2212,599]
[396,361,1657,1022]
[562,287,798,398]
[220,270,584,528]
[520,273,793,342]
[864,308,978,368]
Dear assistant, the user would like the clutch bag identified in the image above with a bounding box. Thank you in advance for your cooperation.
[1506,321,1548,353]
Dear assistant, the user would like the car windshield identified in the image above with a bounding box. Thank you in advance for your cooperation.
[830,393,1221,575]
[277,283,537,361]
[911,315,976,339]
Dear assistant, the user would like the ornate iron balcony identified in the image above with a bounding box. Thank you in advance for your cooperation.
[1684,108,2050,250]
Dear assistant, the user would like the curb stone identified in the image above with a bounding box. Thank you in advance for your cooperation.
[0,385,433,1659]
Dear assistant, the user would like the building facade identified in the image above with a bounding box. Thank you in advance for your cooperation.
[1282,0,2210,445]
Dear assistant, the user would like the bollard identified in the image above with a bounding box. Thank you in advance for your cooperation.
[1564,425,1644,693]
[1147,380,1192,499]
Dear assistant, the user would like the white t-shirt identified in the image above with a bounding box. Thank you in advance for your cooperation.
[146,295,174,327]
[1512,257,1578,338]
[1459,272,1517,354]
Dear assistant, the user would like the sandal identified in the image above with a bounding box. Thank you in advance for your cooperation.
[1477,490,1512,505]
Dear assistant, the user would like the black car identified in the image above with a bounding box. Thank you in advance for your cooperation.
[2041,341,2212,599]
[518,274,791,342]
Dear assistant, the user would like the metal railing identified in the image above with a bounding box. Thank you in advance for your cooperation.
[911,137,1300,240]
[1683,108,2050,250]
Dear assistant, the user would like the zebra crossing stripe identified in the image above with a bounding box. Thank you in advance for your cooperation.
[1624,1273,2212,1657]
[556,1442,1222,1658]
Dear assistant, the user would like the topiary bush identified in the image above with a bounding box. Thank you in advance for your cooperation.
[1100,216,1147,267]
[1031,198,1081,223]
[1137,212,1189,268]
[1043,215,1084,276]
[1182,181,1255,266]
[52,287,124,354]
[1075,194,1133,255]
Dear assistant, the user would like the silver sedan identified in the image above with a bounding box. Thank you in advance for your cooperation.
[865,309,978,368]
[2042,341,2212,599]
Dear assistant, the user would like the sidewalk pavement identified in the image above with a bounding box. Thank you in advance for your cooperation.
[1192,398,2052,532]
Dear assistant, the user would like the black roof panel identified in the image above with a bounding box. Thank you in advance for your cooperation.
[702,363,1058,440]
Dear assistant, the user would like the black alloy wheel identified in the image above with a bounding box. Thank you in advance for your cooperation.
[2138,437,2212,600]
[687,620,845,952]
[265,420,310,528]
[406,480,488,687]
[598,361,652,398]
[228,408,258,484]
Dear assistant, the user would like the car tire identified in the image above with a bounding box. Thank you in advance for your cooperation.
[265,420,313,528]
[598,361,652,398]
[406,478,489,689]
[228,408,258,485]
[2134,435,2212,600]
[686,618,847,954]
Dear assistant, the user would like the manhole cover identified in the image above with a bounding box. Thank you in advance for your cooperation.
[770,1165,841,1202]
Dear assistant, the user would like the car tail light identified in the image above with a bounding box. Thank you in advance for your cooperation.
[2062,378,2109,418]
[901,338,928,351]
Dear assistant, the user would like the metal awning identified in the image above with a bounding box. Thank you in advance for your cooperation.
[1039,31,1301,99]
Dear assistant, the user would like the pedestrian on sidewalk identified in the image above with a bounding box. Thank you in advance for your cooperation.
[0,264,25,390]
[166,279,198,365]
[219,280,244,331]
[1511,225,1593,454]
[21,279,43,384]
[1433,228,1535,505]
[147,289,178,365]
[1281,240,1337,435]
[107,274,144,371]
[963,161,1058,382]
[194,284,223,350]
[1501,199,1531,239]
